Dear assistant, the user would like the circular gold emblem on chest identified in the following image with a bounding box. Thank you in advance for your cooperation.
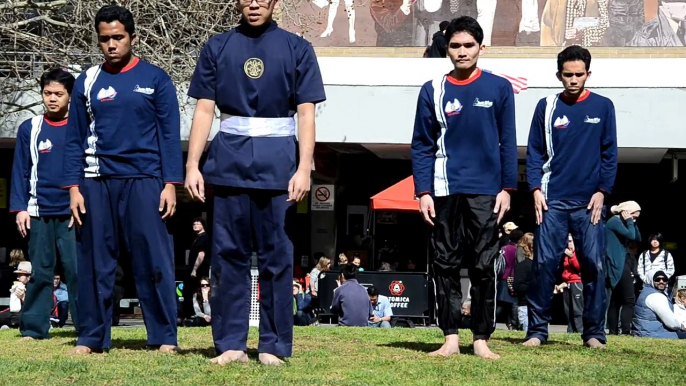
[244,58,264,79]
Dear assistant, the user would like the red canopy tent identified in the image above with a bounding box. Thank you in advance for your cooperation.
[370,176,419,212]
[369,176,428,272]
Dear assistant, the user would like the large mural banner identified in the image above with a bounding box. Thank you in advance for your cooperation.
[283,0,685,47]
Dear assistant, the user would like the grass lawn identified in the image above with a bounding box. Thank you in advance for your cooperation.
[1,326,685,385]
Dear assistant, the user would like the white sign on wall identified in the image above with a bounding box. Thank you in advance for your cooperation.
[311,185,334,211]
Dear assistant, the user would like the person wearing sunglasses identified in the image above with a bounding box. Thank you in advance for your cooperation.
[184,278,212,327]
[631,270,686,339]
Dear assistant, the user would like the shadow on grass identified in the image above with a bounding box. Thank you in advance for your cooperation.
[176,347,266,361]
[494,336,575,346]
[49,330,78,338]
[380,341,475,355]
[107,340,266,361]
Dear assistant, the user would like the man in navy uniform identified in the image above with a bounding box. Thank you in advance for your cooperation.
[525,45,618,349]
[62,5,183,354]
[185,0,326,366]
[411,16,517,359]
[10,68,79,340]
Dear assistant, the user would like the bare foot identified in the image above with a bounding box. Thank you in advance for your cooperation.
[159,345,178,354]
[522,337,542,347]
[584,338,606,349]
[20,336,35,341]
[473,339,499,360]
[259,353,285,366]
[428,334,460,357]
[210,350,248,365]
[68,345,93,355]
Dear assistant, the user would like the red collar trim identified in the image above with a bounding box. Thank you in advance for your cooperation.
[447,68,482,86]
[560,89,590,103]
[103,56,139,74]
[44,115,68,126]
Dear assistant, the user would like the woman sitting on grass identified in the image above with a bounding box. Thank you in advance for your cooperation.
[184,278,211,327]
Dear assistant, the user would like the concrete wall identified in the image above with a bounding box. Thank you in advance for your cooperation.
[3,57,685,158]
[315,86,685,147]
[317,57,686,158]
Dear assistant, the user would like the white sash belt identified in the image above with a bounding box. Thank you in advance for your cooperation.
[219,114,295,137]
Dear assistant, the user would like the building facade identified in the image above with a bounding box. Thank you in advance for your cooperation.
[1,47,686,316]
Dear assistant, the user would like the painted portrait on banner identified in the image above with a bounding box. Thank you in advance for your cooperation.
[282,0,686,47]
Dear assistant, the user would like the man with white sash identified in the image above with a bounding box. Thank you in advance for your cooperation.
[185,0,326,366]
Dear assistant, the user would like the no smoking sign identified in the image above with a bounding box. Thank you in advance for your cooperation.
[311,184,334,211]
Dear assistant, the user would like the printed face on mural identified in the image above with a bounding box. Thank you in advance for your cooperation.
[285,0,685,47]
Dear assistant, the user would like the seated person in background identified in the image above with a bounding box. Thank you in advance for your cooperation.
[51,274,70,328]
[352,254,364,271]
[368,286,392,328]
[338,253,348,267]
[674,289,686,339]
[675,289,686,322]
[460,299,472,329]
[184,277,211,327]
[293,280,312,326]
[331,264,372,327]
[1,262,32,329]
[379,262,392,271]
[632,270,686,339]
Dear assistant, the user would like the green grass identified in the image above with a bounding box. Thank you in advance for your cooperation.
[1,326,685,385]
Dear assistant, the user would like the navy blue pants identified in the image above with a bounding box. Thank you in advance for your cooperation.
[76,178,177,350]
[526,200,607,344]
[210,187,295,358]
[21,216,78,339]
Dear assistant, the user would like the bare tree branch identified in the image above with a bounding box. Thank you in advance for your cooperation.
[0,0,69,11]
[1,0,317,129]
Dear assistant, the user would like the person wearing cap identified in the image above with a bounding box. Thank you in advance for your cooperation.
[500,222,519,249]
[604,200,641,335]
[631,269,686,339]
[503,222,518,233]
[0,262,32,329]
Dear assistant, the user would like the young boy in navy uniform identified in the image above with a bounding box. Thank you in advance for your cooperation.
[524,45,618,349]
[10,68,79,340]
[62,5,183,354]
[411,16,518,360]
[185,0,325,366]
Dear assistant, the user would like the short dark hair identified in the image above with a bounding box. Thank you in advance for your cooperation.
[94,5,135,36]
[509,229,524,243]
[557,45,592,73]
[439,21,450,31]
[444,16,484,45]
[649,233,664,248]
[341,263,358,280]
[192,217,205,228]
[367,286,379,296]
[40,68,75,94]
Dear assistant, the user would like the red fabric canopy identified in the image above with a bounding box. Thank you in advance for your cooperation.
[371,176,419,212]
